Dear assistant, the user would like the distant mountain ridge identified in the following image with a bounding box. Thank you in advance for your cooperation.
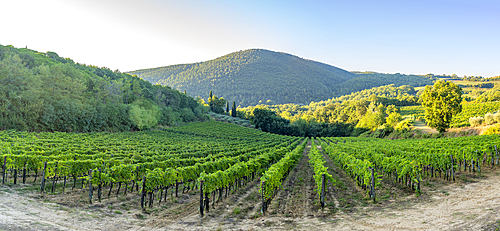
[129,49,433,107]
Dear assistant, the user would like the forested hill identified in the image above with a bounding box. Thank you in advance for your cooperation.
[130,49,356,106]
[0,44,207,132]
[130,49,435,107]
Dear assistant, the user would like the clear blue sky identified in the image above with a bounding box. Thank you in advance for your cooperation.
[2,0,499,77]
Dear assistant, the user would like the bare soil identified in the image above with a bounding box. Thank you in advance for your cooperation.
[1,154,500,230]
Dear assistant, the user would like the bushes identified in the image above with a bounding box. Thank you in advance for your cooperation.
[469,116,484,127]
[469,111,500,127]
[483,124,500,135]
[484,113,495,125]
[494,113,500,123]
[129,98,161,130]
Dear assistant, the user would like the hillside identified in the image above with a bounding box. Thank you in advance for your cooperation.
[129,49,434,107]
[0,44,206,132]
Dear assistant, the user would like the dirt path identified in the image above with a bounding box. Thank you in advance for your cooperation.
[0,188,149,231]
[267,142,319,218]
[1,165,500,230]
[414,120,438,134]
[334,170,500,230]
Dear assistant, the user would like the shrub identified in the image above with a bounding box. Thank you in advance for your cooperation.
[494,113,500,123]
[483,124,500,135]
[469,116,484,127]
[484,113,495,125]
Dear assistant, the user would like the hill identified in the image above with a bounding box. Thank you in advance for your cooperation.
[0,44,207,132]
[129,49,434,107]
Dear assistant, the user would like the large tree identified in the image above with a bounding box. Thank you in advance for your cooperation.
[231,101,237,117]
[208,93,226,114]
[420,80,462,133]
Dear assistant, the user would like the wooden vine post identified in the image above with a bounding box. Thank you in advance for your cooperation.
[51,162,58,193]
[320,174,326,210]
[140,177,146,210]
[492,148,495,167]
[261,181,266,215]
[13,168,17,184]
[370,168,376,203]
[135,166,139,192]
[2,156,6,185]
[496,145,499,165]
[22,161,27,184]
[88,169,93,204]
[98,168,102,202]
[450,154,455,181]
[199,180,204,217]
[40,162,47,192]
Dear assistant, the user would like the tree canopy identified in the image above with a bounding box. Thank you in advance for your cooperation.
[0,44,208,132]
[420,80,463,133]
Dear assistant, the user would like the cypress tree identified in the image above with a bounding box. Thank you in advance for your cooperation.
[232,101,237,117]
[226,101,229,113]
[209,90,212,99]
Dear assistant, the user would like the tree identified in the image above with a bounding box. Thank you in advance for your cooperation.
[356,103,386,130]
[420,80,462,133]
[231,101,237,117]
[226,101,229,114]
[208,93,226,114]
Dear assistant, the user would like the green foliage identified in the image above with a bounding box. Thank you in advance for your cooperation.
[260,139,307,199]
[129,98,160,130]
[483,124,500,135]
[468,117,484,127]
[484,113,495,125]
[308,138,335,197]
[386,112,403,127]
[474,87,500,102]
[208,93,226,114]
[249,108,354,137]
[420,80,463,133]
[311,84,420,108]
[356,103,387,130]
[231,101,237,117]
[450,102,500,127]
[0,44,202,132]
[399,106,425,119]
[129,50,433,107]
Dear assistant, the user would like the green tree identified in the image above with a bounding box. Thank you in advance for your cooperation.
[231,101,237,117]
[208,94,226,114]
[420,80,462,133]
[129,98,160,130]
[356,103,386,130]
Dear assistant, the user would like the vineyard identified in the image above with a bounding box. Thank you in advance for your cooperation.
[400,101,500,127]
[1,121,500,230]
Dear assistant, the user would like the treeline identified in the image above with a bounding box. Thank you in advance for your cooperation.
[246,108,355,137]
[311,84,419,108]
[458,83,494,89]
[241,84,421,121]
[235,84,418,137]
[331,72,435,97]
[0,45,208,132]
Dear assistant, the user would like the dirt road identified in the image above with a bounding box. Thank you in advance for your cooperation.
[1,163,500,230]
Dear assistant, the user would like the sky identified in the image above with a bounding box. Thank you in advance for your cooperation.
[1,0,499,77]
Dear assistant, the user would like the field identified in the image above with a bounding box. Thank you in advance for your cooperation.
[400,101,500,127]
[1,121,500,230]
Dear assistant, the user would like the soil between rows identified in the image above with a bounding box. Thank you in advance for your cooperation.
[1,143,500,230]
